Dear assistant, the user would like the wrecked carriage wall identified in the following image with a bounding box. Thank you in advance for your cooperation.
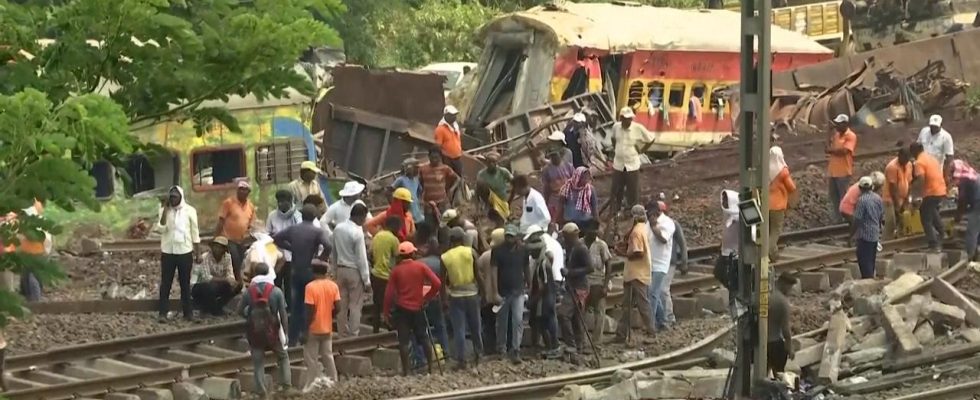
[773,28,980,101]
[312,66,452,181]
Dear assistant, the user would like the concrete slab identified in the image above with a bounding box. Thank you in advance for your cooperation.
[671,297,700,319]
[799,272,830,292]
[708,348,735,368]
[795,343,825,368]
[881,304,923,355]
[844,263,862,281]
[959,327,980,343]
[201,377,242,400]
[104,394,141,400]
[931,278,980,327]
[925,252,947,274]
[876,259,894,279]
[90,358,149,375]
[135,388,174,400]
[823,267,853,287]
[892,253,927,272]
[854,296,883,316]
[852,329,888,351]
[172,382,206,400]
[236,371,271,395]
[696,289,729,314]
[883,273,925,300]
[927,302,967,328]
[914,321,936,344]
[818,311,850,384]
[371,348,401,371]
[336,355,372,377]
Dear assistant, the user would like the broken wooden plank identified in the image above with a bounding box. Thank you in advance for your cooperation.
[818,310,850,384]
[881,304,923,355]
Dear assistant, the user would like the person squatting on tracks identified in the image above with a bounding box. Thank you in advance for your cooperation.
[384,241,442,376]
[190,236,235,316]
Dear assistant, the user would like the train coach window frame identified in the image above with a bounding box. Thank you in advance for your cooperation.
[626,80,646,110]
[190,145,247,192]
[668,82,687,109]
[647,81,665,112]
[125,150,181,196]
[255,138,309,185]
[90,160,115,200]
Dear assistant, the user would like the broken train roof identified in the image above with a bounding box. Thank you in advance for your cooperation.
[480,2,833,55]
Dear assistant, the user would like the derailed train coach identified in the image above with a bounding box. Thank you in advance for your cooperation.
[453,1,834,150]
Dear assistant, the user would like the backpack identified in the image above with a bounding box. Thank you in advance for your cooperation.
[246,283,281,351]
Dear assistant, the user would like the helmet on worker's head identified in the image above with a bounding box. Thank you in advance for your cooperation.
[392,187,414,203]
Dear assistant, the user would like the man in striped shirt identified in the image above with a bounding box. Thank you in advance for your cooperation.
[852,176,884,279]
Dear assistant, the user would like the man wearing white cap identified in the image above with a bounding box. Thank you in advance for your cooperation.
[321,180,371,230]
[288,161,325,215]
[917,114,954,176]
[827,114,857,222]
[435,105,464,177]
[546,130,574,166]
[852,176,884,278]
[609,106,655,216]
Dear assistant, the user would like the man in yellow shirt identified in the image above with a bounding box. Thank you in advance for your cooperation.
[370,216,403,333]
[441,227,485,369]
[613,205,656,344]
[288,161,326,214]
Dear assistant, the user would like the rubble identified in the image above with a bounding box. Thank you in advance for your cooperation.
[788,265,980,397]
[550,368,729,400]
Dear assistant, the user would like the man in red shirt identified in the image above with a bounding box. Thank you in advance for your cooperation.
[384,241,442,376]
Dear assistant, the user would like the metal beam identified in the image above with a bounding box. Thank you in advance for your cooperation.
[738,0,772,397]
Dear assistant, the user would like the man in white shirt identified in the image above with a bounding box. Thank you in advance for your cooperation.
[917,114,954,175]
[511,174,551,232]
[154,186,201,323]
[321,180,372,229]
[609,106,656,215]
[332,203,371,337]
[288,161,326,214]
[646,201,675,331]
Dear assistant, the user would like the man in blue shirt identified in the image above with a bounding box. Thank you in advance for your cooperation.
[852,176,884,278]
[391,158,424,224]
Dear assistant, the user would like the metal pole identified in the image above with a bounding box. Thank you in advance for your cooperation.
[738,0,771,397]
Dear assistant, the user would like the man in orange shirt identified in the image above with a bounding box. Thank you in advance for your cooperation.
[301,261,340,392]
[882,148,913,239]
[827,114,857,223]
[910,143,948,252]
[768,146,797,262]
[434,105,464,177]
[216,179,257,280]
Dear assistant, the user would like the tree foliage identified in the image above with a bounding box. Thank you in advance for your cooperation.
[337,0,706,69]
[0,0,341,326]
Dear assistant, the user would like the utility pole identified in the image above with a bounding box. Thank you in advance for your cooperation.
[736,0,771,398]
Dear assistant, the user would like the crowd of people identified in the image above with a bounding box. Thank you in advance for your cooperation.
[148,103,980,397]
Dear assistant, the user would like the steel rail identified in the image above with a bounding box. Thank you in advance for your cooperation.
[886,379,980,400]
[398,324,735,400]
[4,332,398,400]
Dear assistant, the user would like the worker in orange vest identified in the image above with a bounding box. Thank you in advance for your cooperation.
[434,105,464,178]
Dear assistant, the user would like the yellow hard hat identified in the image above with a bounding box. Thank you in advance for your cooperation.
[393,187,414,203]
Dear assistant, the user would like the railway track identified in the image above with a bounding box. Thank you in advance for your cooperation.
[17,222,948,399]
[4,323,396,400]
[888,380,980,400]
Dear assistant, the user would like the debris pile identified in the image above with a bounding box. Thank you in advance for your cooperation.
[767,58,969,132]
[790,255,980,398]
[549,368,729,400]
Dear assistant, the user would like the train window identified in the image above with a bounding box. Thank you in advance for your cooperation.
[191,146,246,190]
[668,82,686,108]
[90,161,115,200]
[125,151,180,196]
[647,81,665,111]
[255,138,309,185]
[690,83,708,119]
[626,81,645,108]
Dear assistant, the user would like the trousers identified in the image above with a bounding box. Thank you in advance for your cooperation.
[920,196,945,249]
[370,275,388,333]
[828,176,851,223]
[856,239,878,279]
[288,275,312,345]
[965,206,980,260]
[616,280,655,338]
[495,292,526,356]
[610,169,639,214]
[449,295,483,363]
[335,267,365,337]
[250,346,291,396]
[768,209,786,262]
[159,252,193,318]
[301,333,337,388]
[191,280,234,315]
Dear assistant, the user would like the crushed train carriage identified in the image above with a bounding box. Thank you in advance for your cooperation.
[453,2,834,151]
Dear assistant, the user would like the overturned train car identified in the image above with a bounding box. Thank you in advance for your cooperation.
[453,1,833,150]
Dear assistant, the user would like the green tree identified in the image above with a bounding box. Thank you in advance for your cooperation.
[375,0,494,68]
[0,0,342,326]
